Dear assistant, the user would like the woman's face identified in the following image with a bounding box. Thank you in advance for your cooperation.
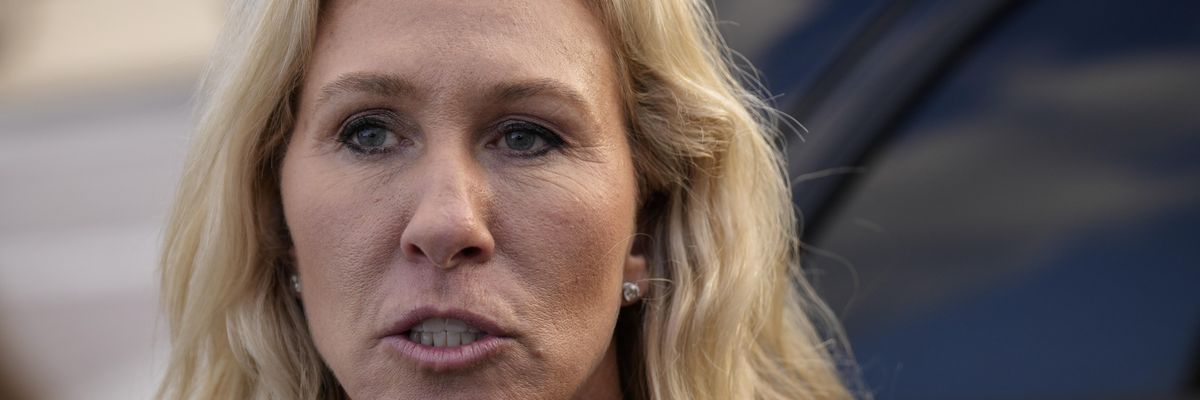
[280,0,641,398]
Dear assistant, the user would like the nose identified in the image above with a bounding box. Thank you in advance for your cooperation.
[399,152,495,270]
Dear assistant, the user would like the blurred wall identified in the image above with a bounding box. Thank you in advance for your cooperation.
[0,1,222,399]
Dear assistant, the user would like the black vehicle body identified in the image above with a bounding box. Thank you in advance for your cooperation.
[718,0,1200,398]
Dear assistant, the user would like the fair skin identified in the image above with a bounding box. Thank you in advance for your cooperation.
[279,0,645,399]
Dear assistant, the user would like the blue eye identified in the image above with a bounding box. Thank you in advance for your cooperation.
[504,130,538,151]
[355,126,389,147]
[338,115,399,155]
[497,120,563,157]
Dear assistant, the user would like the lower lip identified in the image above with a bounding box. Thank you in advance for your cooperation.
[382,334,510,371]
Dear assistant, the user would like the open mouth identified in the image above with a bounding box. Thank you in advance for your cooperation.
[382,307,512,370]
[403,317,488,348]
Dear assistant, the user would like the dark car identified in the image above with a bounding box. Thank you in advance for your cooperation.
[714,0,1200,398]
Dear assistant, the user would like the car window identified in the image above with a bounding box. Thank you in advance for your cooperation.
[802,0,1200,398]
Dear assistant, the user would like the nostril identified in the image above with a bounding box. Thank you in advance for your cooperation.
[460,247,481,259]
[406,243,426,258]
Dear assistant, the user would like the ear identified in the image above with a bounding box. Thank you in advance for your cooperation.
[621,235,649,306]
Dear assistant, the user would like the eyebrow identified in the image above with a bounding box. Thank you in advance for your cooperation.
[316,73,592,116]
[317,72,417,107]
[490,78,591,112]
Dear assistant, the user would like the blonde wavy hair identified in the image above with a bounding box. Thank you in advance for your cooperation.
[159,0,858,399]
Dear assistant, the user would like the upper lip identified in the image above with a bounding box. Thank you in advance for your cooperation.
[382,306,511,338]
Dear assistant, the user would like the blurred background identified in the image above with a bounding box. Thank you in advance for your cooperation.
[0,1,221,399]
[0,0,1197,399]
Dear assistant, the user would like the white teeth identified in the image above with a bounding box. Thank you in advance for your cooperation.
[409,318,486,347]
[445,318,467,332]
[421,318,446,331]
[433,332,446,347]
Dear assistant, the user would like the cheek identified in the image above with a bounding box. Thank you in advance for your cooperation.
[492,158,638,348]
[282,152,397,277]
[279,151,408,360]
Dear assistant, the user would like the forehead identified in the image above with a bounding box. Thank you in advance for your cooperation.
[307,0,615,104]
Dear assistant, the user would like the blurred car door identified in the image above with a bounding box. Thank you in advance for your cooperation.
[723,0,1200,398]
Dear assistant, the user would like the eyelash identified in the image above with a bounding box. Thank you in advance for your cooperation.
[494,119,566,158]
[336,113,399,156]
[334,113,566,158]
